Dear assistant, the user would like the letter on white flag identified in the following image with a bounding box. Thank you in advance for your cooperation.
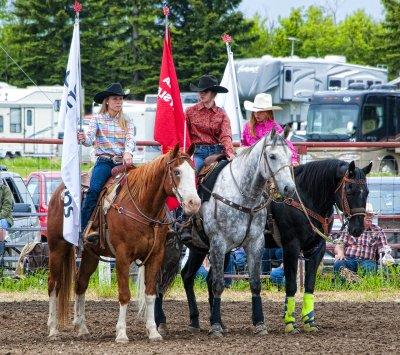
[215,50,244,141]
[58,19,81,246]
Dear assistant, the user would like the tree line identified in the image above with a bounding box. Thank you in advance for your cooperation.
[0,0,399,111]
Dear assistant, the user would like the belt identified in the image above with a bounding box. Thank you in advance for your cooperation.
[195,144,222,148]
[97,154,123,164]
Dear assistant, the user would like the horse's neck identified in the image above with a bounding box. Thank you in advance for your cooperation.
[124,166,167,217]
[230,143,266,202]
[297,180,336,217]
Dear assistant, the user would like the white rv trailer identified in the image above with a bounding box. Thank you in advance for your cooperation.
[234,55,388,127]
[0,82,63,158]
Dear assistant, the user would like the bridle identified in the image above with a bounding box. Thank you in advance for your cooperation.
[166,155,195,204]
[229,137,292,202]
[110,153,194,266]
[334,172,367,219]
[284,169,367,244]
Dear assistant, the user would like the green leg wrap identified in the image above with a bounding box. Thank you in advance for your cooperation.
[302,293,318,332]
[284,297,298,333]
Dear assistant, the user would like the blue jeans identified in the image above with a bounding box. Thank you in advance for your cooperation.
[270,266,285,286]
[81,157,118,231]
[334,256,377,275]
[0,240,5,268]
[233,248,247,271]
[262,247,283,274]
[193,144,223,171]
[195,252,234,287]
[0,219,10,229]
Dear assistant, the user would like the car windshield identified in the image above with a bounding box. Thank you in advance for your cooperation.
[307,104,359,137]
[46,177,62,204]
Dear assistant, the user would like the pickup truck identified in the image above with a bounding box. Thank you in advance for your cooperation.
[0,166,40,270]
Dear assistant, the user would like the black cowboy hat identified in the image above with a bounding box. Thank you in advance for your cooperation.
[93,82,128,104]
[189,75,228,93]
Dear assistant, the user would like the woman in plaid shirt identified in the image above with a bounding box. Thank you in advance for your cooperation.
[77,83,135,243]
[333,203,391,276]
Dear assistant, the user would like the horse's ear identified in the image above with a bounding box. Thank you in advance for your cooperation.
[283,125,291,140]
[187,143,196,157]
[337,162,348,178]
[347,161,356,178]
[362,161,373,176]
[170,143,180,158]
[269,128,276,141]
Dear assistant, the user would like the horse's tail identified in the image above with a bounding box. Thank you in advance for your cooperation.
[136,264,146,319]
[58,243,75,326]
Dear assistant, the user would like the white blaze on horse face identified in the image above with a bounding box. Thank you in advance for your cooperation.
[176,160,201,215]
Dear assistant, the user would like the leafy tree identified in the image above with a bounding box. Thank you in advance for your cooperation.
[165,0,258,89]
[380,0,400,78]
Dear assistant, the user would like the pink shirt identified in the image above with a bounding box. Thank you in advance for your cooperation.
[241,120,299,165]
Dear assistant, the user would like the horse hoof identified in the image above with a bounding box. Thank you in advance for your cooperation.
[48,333,60,341]
[158,323,168,337]
[209,324,223,338]
[254,323,268,336]
[115,337,129,343]
[304,322,319,332]
[187,325,201,333]
[149,334,163,342]
[285,323,300,334]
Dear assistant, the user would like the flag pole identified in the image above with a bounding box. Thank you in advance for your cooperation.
[74,1,83,238]
[222,34,242,135]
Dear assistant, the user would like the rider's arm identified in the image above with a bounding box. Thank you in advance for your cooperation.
[82,116,98,147]
[124,119,136,156]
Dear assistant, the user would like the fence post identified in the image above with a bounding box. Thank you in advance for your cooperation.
[98,258,111,286]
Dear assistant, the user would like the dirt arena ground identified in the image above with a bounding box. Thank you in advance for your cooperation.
[1,299,399,354]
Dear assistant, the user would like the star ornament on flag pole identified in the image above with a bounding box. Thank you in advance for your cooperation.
[221,33,232,44]
[73,1,82,14]
[163,5,170,17]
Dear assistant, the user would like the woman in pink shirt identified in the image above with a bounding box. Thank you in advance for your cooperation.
[241,93,299,165]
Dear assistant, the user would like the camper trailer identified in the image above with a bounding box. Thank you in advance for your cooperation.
[0,83,63,158]
[234,55,388,127]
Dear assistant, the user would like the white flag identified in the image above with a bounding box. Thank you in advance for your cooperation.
[59,19,81,246]
[215,50,244,141]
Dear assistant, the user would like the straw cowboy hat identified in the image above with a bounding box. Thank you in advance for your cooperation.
[93,82,128,104]
[244,93,282,112]
[190,75,228,93]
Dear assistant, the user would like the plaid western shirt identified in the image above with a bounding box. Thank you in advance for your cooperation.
[337,224,388,261]
[185,102,234,157]
[83,113,135,157]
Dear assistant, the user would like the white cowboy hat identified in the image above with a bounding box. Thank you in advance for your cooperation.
[366,202,375,215]
[244,93,282,112]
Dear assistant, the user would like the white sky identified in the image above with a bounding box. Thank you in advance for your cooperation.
[239,0,384,23]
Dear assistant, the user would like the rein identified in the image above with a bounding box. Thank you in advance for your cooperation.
[109,155,192,267]
[283,171,366,244]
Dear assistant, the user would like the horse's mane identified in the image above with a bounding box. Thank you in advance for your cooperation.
[294,159,347,206]
[125,153,170,202]
[237,133,287,159]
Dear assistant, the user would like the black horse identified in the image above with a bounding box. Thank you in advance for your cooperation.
[154,159,372,335]
[273,159,371,333]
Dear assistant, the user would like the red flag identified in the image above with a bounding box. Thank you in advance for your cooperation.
[154,30,190,153]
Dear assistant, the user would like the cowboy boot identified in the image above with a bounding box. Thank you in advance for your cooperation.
[176,216,193,243]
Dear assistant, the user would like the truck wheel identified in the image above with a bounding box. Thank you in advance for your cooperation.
[379,158,398,175]
[5,152,13,159]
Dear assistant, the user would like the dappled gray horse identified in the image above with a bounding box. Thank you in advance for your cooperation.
[155,129,296,337]
[203,130,295,336]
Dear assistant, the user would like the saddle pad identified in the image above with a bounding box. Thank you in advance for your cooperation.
[198,159,230,202]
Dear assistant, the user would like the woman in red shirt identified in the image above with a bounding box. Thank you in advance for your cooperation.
[186,75,234,171]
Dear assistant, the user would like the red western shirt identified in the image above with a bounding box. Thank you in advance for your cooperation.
[185,102,234,157]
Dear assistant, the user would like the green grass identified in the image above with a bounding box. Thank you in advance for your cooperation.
[0,157,92,178]
[2,266,400,296]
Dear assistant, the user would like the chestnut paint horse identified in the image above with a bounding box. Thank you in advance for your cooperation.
[47,145,200,343]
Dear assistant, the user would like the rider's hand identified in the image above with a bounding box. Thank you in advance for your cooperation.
[334,251,345,261]
[77,130,86,144]
[227,153,235,161]
[123,152,133,166]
